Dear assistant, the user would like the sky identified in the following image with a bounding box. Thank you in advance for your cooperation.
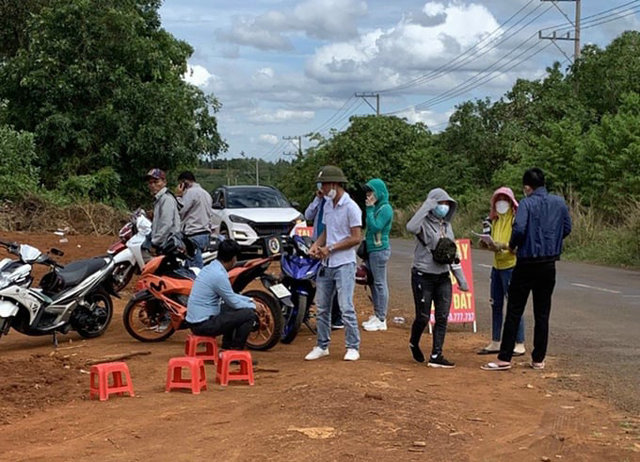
[158,0,640,162]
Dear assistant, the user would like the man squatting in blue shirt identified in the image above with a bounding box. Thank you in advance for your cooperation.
[186,239,257,350]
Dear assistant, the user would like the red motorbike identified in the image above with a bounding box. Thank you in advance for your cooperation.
[122,249,284,350]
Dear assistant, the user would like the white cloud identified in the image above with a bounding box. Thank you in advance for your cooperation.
[293,0,367,40]
[259,134,280,145]
[423,2,446,17]
[215,0,367,51]
[183,64,215,87]
[306,2,501,86]
[394,107,453,130]
[216,14,293,51]
[247,108,315,123]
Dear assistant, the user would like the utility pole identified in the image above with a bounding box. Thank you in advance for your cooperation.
[256,158,259,186]
[282,135,302,157]
[538,0,581,62]
[354,92,380,115]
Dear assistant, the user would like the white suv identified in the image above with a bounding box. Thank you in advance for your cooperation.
[210,185,305,252]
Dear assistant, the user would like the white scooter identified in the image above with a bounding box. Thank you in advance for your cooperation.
[0,240,116,345]
[107,210,152,293]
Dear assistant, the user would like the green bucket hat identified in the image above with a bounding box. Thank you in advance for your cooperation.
[316,165,347,184]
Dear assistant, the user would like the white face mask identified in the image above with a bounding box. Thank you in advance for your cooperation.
[326,188,337,200]
[495,200,510,215]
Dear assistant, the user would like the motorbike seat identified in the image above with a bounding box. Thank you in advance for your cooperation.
[166,268,196,280]
[56,258,108,288]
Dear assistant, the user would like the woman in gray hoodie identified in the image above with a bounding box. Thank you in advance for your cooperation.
[406,188,469,368]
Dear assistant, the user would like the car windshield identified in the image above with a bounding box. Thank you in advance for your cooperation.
[226,188,291,208]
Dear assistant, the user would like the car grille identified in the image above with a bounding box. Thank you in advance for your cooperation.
[252,222,294,237]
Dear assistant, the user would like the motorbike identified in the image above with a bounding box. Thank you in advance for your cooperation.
[267,235,321,344]
[122,237,286,351]
[266,235,375,344]
[107,209,151,292]
[107,209,220,292]
[0,240,116,345]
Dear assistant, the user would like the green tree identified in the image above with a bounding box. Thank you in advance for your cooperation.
[279,116,435,209]
[0,125,40,199]
[573,92,640,218]
[0,0,226,203]
[0,0,52,60]
[571,31,640,118]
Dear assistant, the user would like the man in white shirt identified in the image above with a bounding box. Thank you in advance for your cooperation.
[306,166,362,361]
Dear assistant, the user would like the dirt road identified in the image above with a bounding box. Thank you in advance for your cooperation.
[0,232,637,461]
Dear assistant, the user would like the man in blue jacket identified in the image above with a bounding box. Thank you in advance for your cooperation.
[483,168,572,372]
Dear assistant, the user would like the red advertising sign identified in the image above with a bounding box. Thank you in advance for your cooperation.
[430,239,476,330]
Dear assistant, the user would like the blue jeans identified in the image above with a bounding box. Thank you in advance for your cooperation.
[187,233,210,269]
[490,267,524,343]
[315,262,360,350]
[367,248,391,320]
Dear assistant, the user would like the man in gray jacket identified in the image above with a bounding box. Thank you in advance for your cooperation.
[144,168,181,254]
[177,171,213,268]
[406,188,469,368]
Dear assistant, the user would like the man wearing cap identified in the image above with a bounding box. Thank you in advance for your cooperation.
[144,168,181,253]
[306,166,362,361]
[176,171,213,268]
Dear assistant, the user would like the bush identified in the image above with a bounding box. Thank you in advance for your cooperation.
[0,125,40,199]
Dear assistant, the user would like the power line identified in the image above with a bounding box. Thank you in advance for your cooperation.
[413,39,552,112]
[376,1,552,94]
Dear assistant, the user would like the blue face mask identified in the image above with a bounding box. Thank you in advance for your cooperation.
[433,204,450,218]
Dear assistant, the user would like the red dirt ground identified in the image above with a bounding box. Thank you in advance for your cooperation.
[0,231,638,461]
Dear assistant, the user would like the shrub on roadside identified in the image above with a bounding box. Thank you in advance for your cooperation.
[0,126,40,199]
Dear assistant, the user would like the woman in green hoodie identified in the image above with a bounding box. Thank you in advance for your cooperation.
[361,178,394,332]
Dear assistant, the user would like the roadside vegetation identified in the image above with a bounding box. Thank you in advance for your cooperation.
[0,1,637,267]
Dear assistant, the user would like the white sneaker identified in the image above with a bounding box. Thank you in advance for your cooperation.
[361,315,377,328]
[343,348,360,361]
[363,318,387,332]
[305,346,329,361]
[513,343,526,356]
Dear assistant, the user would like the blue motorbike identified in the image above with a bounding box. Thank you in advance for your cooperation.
[276,235,321,343]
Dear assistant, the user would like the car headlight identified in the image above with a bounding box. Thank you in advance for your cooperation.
[294,214,305,224]
[229,214,252,224]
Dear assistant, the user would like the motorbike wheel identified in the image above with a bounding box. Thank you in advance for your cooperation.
[280,293,307,344]
[243,290,282,351]
[75,289,114,338]
[111,262,135,293]
[123,296,176,342]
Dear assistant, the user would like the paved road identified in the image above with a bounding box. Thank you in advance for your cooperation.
[388,238,640,413]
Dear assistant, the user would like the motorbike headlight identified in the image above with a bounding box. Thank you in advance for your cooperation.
[229,214,252,224]
[0,274,11,290]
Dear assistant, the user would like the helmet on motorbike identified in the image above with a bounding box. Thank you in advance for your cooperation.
[355,263,372,286]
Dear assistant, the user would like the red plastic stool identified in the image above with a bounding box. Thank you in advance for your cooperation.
[166,357,207,394]
[89,361,135,401]
[216,350,254,386]
[184,334,219,363]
